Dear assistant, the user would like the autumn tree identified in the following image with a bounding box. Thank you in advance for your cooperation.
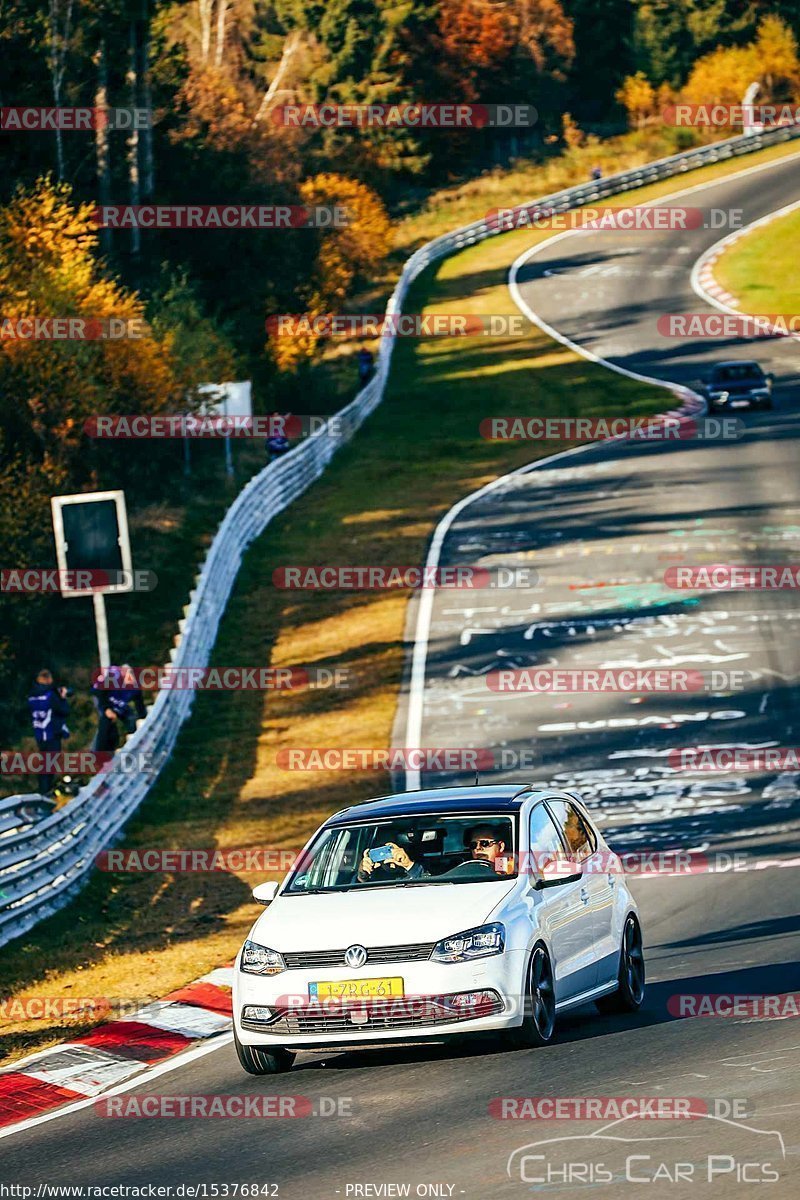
[269,173,391,370]
[617,70,657,128]
[0,178,237,734]
[682,14,800,107]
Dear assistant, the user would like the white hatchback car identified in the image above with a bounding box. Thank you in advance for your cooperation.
[233,784,645,1073]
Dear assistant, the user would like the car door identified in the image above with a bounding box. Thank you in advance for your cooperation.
[526,800,597,1002]
[546,798,616,992]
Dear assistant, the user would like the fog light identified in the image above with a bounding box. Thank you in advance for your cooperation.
[242,1005,273,1021]
[450,990,496,1008]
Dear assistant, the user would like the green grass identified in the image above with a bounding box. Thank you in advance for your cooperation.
[714,205,800,313]
[2,137,800,1067]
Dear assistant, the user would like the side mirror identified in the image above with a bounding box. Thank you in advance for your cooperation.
[252,881,279,905]
[767,372,775,383]
[533,861,582,890]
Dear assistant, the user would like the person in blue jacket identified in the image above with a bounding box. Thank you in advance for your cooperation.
[27,668,70,795]
[92,664,146,753]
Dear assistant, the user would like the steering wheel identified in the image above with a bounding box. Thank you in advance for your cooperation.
[441,859,497,879]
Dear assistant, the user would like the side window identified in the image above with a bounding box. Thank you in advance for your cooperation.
[547,800,596,862]
[529,804,568,875]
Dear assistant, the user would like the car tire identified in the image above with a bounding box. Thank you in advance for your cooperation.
[234,1029,296,1075]
[507,943,557,1048]
[595,914,645,1015]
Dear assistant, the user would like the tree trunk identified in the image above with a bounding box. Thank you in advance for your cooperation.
[198,0,213,65]
[214,0,229,68]
[126,21,141,258]
[252,31,302,125]
[48,0,74,181]
[139,2,155,198]
[94,38,112,254]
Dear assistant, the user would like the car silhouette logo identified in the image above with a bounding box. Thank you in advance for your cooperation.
[345,944,368,968]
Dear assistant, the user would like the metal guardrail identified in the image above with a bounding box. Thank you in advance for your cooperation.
[2,122,798,948]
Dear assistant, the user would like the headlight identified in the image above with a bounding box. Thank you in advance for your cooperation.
[240,939,286,975]
[431,922,505,963]
[709,390,729,402]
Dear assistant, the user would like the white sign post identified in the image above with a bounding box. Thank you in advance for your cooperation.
[50,490,134,670]
[196,381,253,477]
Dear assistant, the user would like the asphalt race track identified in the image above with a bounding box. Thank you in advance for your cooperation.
[3,153,800,1198]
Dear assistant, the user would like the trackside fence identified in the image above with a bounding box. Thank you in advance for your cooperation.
[2,122,798,947]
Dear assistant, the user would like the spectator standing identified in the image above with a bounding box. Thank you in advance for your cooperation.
[357,348,374,386]
[92,664,146,753]
[27,668,70,795]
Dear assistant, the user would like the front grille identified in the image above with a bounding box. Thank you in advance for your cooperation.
[241,993,504,1036]
[281,941,435,970]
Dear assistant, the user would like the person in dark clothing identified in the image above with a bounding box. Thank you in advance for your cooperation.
[91,664,146,753]
[357,348,374,386]
[27,668,70,795]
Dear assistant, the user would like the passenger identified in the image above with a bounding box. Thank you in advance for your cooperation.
[357,833,428,882]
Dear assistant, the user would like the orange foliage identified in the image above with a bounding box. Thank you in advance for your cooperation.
[436,0,515,99]
[270,175,391,372]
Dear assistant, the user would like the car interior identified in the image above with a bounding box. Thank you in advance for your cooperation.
[287,815,518,890]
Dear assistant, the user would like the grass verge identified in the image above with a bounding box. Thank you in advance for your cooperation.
[2,138,800,1067]
[713,204,800,312]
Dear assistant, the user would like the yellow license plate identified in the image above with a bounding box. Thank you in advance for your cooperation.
[309,977,404,999]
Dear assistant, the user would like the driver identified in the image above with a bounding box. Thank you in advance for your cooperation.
[357,833,428,882]
[465,824,507,871]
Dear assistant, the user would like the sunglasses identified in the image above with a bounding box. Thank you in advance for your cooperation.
[470,838,498,850]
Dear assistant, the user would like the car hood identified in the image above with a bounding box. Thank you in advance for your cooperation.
[250,879,517,951]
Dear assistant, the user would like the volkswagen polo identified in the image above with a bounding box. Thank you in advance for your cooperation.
[233,784,645,1073]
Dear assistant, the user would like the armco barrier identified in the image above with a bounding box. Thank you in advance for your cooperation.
[2,123,799,948]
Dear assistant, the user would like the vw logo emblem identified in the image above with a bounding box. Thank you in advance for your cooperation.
[344,944,368,968]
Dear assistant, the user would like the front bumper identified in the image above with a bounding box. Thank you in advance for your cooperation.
[709,391,770,408]
[233,951,527,1048]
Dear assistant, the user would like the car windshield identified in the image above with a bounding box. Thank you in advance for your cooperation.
[712,364,763,382]
[284,813,518,893]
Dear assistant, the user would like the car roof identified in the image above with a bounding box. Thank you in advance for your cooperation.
[712,360,761,370]
[326,784,558,825]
